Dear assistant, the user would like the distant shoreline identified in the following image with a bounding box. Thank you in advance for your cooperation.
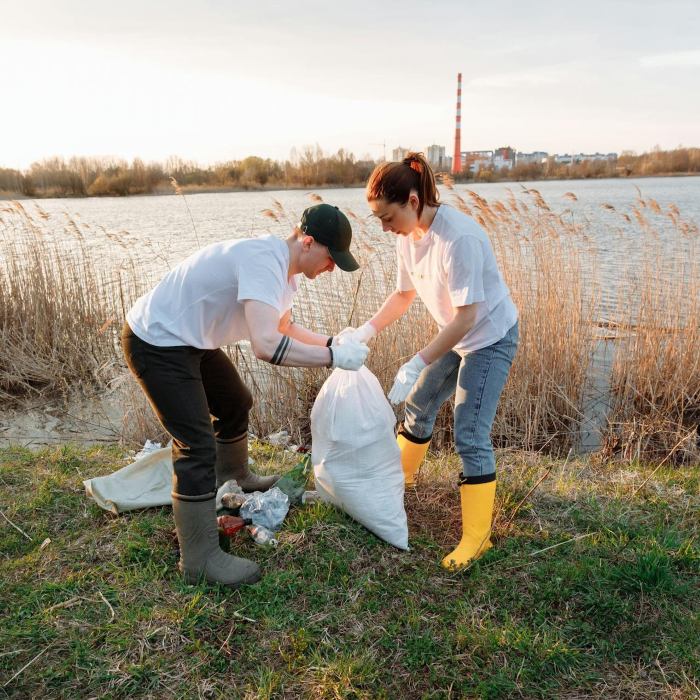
[2,171,699,201]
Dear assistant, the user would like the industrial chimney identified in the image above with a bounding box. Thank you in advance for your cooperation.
[452,72,462,174]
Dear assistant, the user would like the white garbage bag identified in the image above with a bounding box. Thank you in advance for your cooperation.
[311,366,409,550]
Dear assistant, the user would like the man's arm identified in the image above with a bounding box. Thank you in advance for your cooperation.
[278,310,330,347]
[245,301,333,367]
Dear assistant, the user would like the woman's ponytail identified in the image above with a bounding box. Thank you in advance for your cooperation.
[366,151,440,218]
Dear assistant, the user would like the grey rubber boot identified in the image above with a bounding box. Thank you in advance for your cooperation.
[172,492,261,586]
[215,434,279,492]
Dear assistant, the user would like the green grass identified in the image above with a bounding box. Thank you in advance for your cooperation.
[0,444,698,699]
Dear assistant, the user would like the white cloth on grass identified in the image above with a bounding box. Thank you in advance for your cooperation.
[83,446,173,514]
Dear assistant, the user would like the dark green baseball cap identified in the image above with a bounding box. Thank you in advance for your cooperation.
[299,203,359,272]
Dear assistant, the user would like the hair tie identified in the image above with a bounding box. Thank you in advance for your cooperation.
[404,157,422,174]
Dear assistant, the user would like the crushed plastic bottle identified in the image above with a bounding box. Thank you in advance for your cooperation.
[239,486,289,530]
[275,453,312,505]
[247,524,278,546]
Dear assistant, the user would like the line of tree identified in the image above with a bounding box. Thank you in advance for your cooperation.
[0,147,698,198]
[457,147,700,183]
[0,146,376,198]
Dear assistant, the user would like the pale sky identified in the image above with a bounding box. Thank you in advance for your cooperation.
[1,0,699,169]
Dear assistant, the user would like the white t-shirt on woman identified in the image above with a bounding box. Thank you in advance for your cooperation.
[127,235,298,349]
[396,204,517,354]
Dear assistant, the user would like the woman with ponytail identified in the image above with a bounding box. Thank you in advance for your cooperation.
[350,152,518,570]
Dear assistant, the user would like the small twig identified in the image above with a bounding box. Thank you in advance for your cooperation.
[97,590,116,622]
[479,532,598,573]
[45,596,81,613]
[3,646,50,688]
[232,610,257,624]
[527,532,596,557]
[0,650,23,659]
[0,508,32,541]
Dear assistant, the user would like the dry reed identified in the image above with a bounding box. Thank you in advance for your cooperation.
[0,188,697,464]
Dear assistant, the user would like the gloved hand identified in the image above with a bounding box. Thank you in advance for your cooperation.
[332,327,356,346]
[332,321,377,346]
[331,339,369,371]
[388,353,428,404]
[352,321,377,344]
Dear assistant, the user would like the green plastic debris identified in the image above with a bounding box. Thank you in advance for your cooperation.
[275,453,312,505]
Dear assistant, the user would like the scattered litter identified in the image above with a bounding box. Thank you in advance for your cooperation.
[301,490,320,505]
[275,454,312,505]
[39,538,51,551]
[133,439,162,460]
[215,479,245,510]
[217,515,248,536]
[266,430,289,446]
[239,487,289,531]
[246,524,278,546]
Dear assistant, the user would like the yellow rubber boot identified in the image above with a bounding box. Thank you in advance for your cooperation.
[441,479,496,570]
[397,429,431,486]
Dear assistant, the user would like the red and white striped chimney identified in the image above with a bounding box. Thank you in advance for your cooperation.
[452,72,462,174]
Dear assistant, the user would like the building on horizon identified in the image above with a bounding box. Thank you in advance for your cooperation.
[554,152,618,164]
[493,146,515,170]
[392,146,411,161]
[516,151,549,165]
[426,144,448,170]
[462,150,493,174]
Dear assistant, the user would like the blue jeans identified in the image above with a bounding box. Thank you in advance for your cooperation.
[403,322,518,480]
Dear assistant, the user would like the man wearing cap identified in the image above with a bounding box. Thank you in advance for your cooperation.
[121,203,368,587]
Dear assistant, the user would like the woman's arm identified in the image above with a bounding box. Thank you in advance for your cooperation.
[419,304,477,364]
[368,289,416,333]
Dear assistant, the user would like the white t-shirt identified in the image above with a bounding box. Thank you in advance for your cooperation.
[396,204,517,354]
[127,235,298,349]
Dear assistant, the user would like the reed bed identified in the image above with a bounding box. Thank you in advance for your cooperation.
[0,190,697,463]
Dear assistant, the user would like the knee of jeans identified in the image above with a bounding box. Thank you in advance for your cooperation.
[456,432,492,454]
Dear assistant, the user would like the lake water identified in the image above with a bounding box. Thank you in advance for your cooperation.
[24,174,699,261]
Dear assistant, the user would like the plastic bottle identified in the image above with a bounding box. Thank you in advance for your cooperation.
[246,524,278,546]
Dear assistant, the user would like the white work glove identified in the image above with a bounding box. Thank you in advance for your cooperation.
[352,321,377,344]
[332,327,357,346]
[330,339,369,371]
[388,353,428,404]
[332,322,377,346]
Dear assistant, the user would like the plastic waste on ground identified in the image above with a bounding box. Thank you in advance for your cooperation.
[311,365,409,550]
[215,478,246,510]
[133,439,163,461]
[246,524,278,546]
[214,455,318,547]
[239,486,289,531]
[275,453,312,505]
[266,430,290,447]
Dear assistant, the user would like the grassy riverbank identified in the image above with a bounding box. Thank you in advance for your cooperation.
[1,443,697,698]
